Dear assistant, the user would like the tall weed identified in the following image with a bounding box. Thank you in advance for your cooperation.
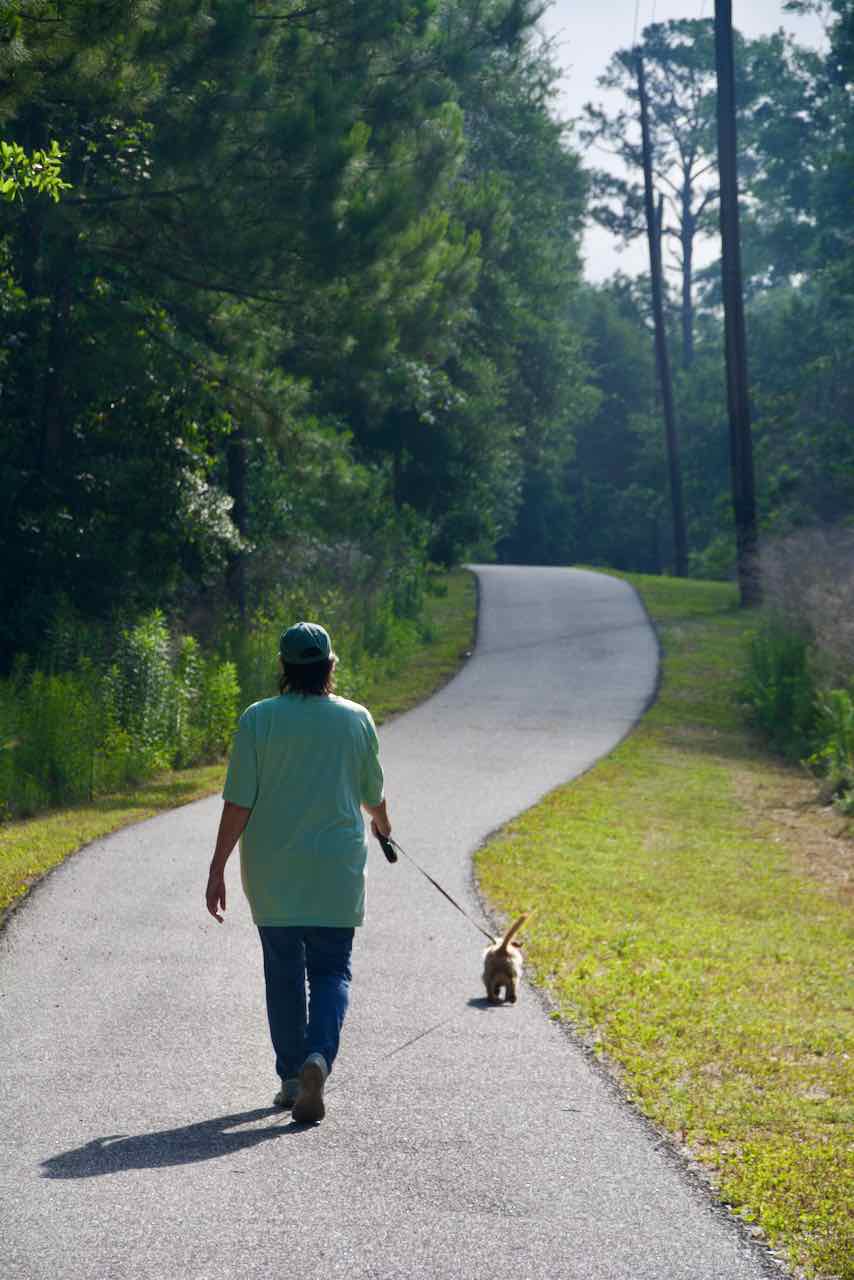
[741,618,818,760]
[760,528,854,686]
[0,612,239,818]
[110,612,175,779]
[810,688,854,811]
[197,660,240,759]
[745,531,854,803]
[0,552,434,822]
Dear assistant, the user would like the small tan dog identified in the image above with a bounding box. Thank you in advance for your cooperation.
[482,913,530,1004]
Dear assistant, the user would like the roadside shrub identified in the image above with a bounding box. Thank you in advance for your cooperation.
[0,542,438,821]
[760,528,854,686]
[742,531,854,801]
[110,611,175,779]
[741,617,818,760]
[0,613,237,819]
[14,669,102,807]
[172,636,203,768]
[197,659,240,759]
[810,688,854,811]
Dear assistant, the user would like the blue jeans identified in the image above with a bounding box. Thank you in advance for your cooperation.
[258,926,354,1080]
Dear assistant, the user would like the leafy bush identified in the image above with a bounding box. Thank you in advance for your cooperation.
[197,660,240,760]
[744,531,854,804]
[741,618,818,760]
[0,557,436,821]
[171,636,203,768]
[14,669,101,809]
[0,611,239,819]
[110,612,175,780]
[810,688,854,811]
[760,528,854,688]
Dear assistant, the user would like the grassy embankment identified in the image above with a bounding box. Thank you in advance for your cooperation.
[0,569,476,920]
[476,572,853,1280]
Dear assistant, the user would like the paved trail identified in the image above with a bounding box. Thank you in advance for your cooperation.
[1,567,780,1279]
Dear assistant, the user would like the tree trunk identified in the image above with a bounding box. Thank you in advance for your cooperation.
[637,54,689,577]
[680,195,695,369]
[715,0,760,606]
[226,421,249,619]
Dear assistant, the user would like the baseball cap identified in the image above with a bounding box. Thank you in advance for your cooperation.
[279,621,334,665]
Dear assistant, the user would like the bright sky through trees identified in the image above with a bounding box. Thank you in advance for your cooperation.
[538,0,829,279]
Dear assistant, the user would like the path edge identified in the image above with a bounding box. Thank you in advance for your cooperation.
[467,566,791,1280]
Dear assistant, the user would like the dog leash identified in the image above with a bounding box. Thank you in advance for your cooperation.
[376,833,495,943]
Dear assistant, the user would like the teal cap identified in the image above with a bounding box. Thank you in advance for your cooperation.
[279,621,333,665]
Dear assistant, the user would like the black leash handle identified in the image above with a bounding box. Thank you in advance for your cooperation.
[376,832,397,863]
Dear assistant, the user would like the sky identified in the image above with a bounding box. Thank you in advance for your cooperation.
[535,0,829,281]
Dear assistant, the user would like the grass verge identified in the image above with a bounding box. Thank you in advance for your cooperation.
[475,572,853,1280]
[0,568,476,921]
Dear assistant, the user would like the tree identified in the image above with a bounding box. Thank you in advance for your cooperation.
[635,50,687,576]
[581,19,723,370]
[571,282,664,572]
[714,0,759,607]
[456,35,591,564]
[0,0,587,660]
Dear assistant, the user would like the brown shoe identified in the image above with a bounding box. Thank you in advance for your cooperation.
[291,1053,328,1124]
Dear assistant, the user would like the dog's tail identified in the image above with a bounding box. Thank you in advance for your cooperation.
[496,912,530,952]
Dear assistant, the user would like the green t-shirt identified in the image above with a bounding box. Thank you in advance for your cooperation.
[222,693,385,927]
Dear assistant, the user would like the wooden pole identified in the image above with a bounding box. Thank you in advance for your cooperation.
[714,0,760,605]
[636,53,688,577]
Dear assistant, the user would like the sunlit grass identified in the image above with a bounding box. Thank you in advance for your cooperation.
[0,569,476,919]
[476,571,853,1280]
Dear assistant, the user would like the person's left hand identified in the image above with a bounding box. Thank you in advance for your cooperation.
[206,866,227,923]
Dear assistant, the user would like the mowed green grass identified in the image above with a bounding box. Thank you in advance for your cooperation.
[0,569,476,919]
[476,572,853,1280]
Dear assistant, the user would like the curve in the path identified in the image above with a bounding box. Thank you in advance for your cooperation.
[0,567,781,1280]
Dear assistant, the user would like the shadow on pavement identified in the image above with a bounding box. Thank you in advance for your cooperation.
[41,1108,306,1178]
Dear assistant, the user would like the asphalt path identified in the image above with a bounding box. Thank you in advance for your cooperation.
[0,566,783,1279]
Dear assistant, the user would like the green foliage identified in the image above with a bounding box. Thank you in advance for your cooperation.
[740,618,818,759]
[0,0,586,657]
[811,688,854,811]
[0,570,476,919]
[0,139,68,202]
[570,284,663,571]
[197,659,240,761]
[0,562,472,824]
[110,612,175,779]
[0,611,239,818]
[570,12,854,581]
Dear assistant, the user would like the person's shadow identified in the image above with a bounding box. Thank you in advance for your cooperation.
[41,1108,306,1179]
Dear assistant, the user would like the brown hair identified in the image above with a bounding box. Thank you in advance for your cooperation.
[278,657,336,697]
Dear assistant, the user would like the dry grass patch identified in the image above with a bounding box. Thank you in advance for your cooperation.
[732,765,854,903]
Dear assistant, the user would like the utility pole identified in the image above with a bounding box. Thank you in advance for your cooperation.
[714,0,760,606]
[636,53,688,577]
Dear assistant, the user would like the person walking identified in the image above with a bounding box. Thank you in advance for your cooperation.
[205,621,391,1124]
